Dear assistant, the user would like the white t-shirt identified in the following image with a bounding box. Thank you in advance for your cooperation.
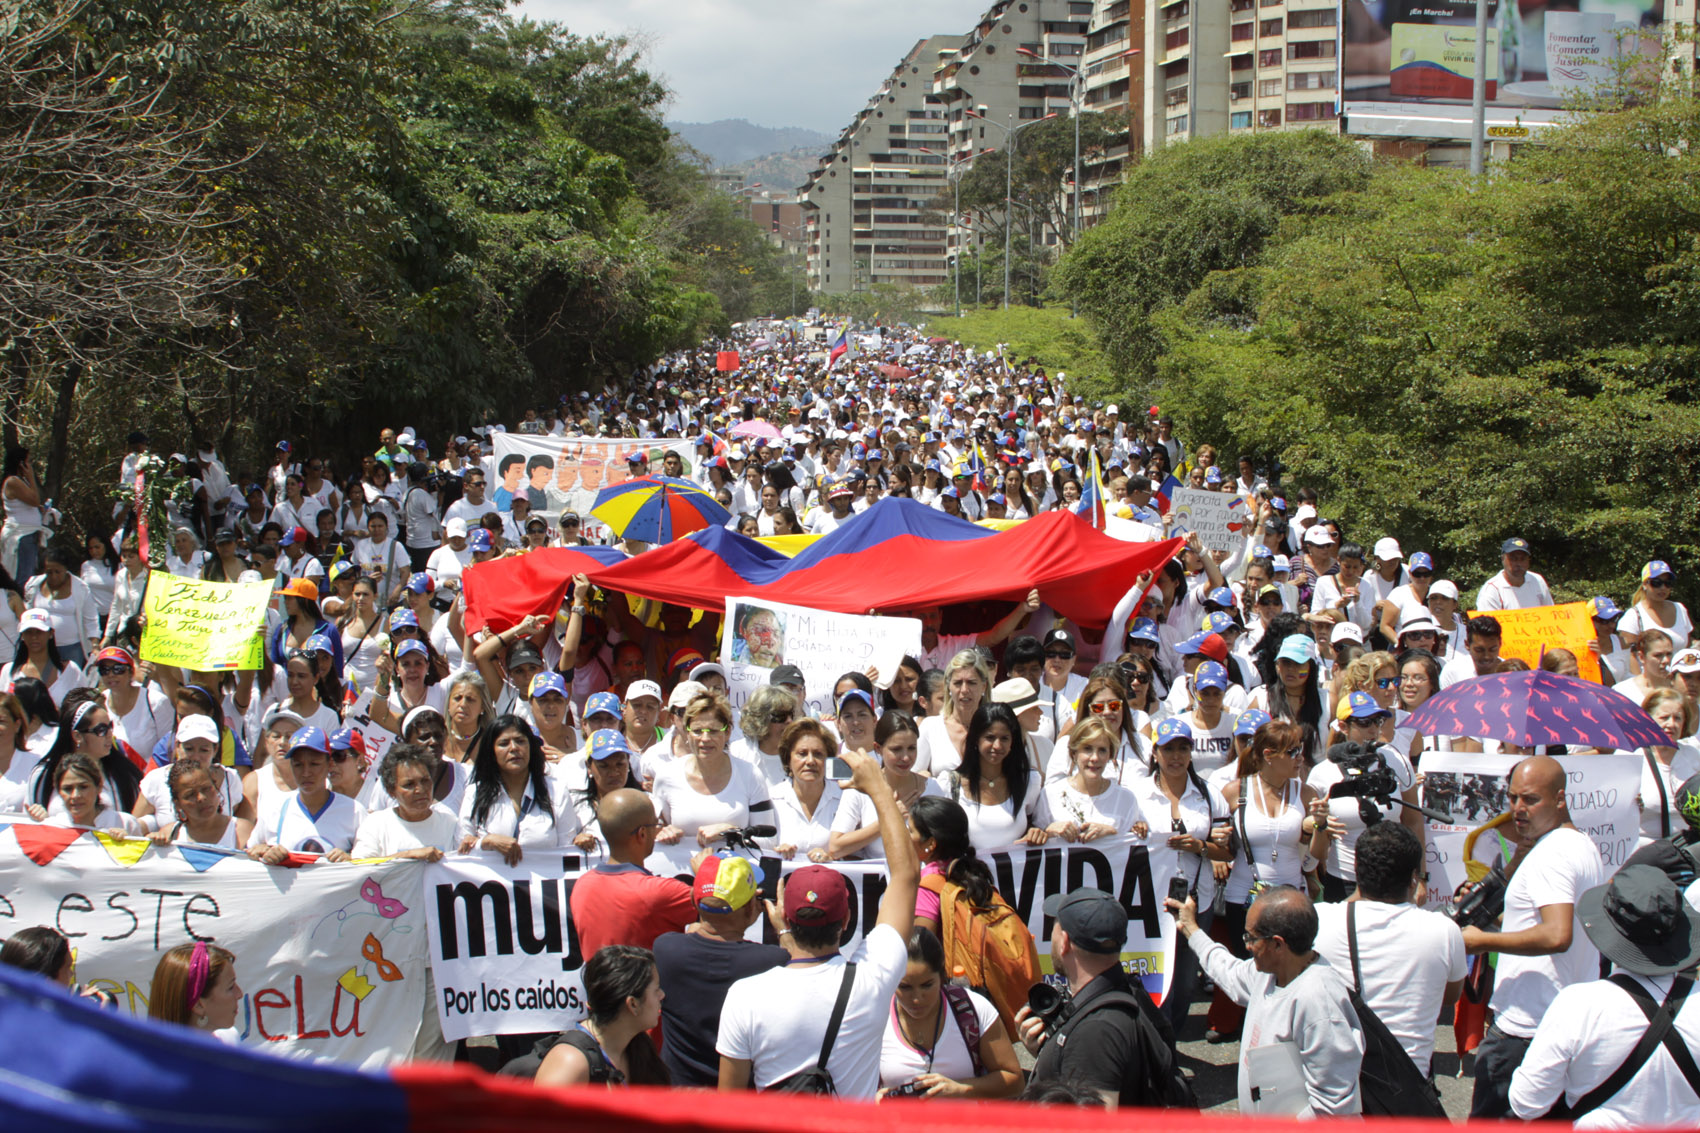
[1617,602,1693,653]
[455,776,580,851]
[718,922,909,1097]
[1305,744,1416,881]
[1311,574,1375,632]
[350,803,461,858]
[879,987,1000,1090]
[1476,570,1554,612]
[830,779,946,859]
[1313,901,1466,1078]
[138,763,243,831]
[1187,713,1238,779]
[260,790,366,854]
[913,714,962,777]
[1042,779,1144,835]
[941,769,1049,854]
[651,758,774,840]
[109,685,173,763]
[1489,826,1607,1038]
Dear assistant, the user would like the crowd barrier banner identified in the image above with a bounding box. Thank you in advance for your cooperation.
[720,596,920,716]
[139,573,274,671]
[1165,487,1248,555]
[1465,601,1602,683]
[1418,752,1640,913]
[488,434,694,531]
[0,828,428,1069]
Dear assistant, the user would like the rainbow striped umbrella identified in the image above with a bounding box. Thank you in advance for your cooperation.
[590,475,730,544]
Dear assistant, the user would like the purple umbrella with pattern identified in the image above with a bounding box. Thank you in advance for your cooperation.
[1404,670,1671,751]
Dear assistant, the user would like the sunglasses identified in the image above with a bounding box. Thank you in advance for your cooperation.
[1648,577,1675,587]
[688,725,728,736]
[96,664,132,676]
[1409,570,1433,579]
[1089,699,1124,715]
[330,750,357,762]
[1045,650,1075,661]
[769,712,794,724]
[1375,677,1398,689]
[1124,669,1151,684]
[1257,596,1282,606]
[77,723,114,737]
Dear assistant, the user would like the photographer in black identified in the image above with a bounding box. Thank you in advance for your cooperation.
[1014,888,1194,1108]
[1306,692,1425,903]
[1624,772,1700,910]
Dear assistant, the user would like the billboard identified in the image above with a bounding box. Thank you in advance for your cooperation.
[1342,1,1669,141]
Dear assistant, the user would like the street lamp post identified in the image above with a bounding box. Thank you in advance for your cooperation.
[1016,48,1083,242]
[917,145,993,318]
[966,108,1056,309]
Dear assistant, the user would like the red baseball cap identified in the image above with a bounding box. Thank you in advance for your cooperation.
[1198,633,1229,663]
[783,864,849,924]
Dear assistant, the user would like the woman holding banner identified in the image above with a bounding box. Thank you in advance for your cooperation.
[655,692,773,848]
[27,751,141,834]
[830,711,942,860]
[939,704,1050,853]
[457,714,578,865]
[134,716,252,833]
[149,758,253,849]
[1043,719,1148,844]
[767,718,843,862]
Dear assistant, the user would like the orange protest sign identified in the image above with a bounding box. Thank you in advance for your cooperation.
[1466,600,1601,683]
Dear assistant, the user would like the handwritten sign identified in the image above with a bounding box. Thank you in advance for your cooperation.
[139,572,274,670]
[1166,487,1248,554]
[1417,751,1639,914]
[1467,600,1601,683]
[720,597,921,716]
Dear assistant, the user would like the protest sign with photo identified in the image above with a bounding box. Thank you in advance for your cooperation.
[139,573,274,671]
[720,597,921,716]
[1466,600,1602,683]
[1418,752,1640,914]
[0,832,428,1068]
[1165,487,1248,555]
[488,433,694,531]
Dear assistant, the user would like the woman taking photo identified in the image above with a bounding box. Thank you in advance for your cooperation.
[351,743,461,859]
[879,927,1023,1099]
[3,608,82,703]
[456,714,578,865]
[654,692,773,848]
[1639,688,1700,841]
[1043,718,1148,843]
[26,751,141,834]
[916,650,990,776]
[1207,719,1328,1043]
[0,448,47,582]
[148,759,253,849]
[730,685,797,789]
[533,945,669,1087]
[939,703,1049,853]
[148,941,242,1035]
[830,711,942,860]
[28,694,142,817]
[767,719,843,862]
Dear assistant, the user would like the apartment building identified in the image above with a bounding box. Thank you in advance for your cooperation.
[1225,0,1339,134]
[797,35,958,295]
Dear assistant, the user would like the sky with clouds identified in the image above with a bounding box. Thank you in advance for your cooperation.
[514,0,991,133]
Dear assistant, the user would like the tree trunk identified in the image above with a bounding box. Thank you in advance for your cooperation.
[1,345,26,456]
[43,356,82,505]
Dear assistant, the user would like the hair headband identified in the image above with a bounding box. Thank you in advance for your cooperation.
[186,941,211,1010]
[70,701,98,731]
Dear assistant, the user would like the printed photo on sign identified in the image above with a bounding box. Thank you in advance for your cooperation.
[730,604,785,669]
[1419,771,1510,828]
[489,433,694,529]
[719,598,922,717]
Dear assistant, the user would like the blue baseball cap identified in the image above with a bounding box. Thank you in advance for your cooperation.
[1591,595,1624,621]
[1643,560,1675,582]
[1251,545,1275,561]
[529,672,568,700]
[287,726,329,756]
[1193,661,1228,692]
[940,486,960,499]
[1204,467,1222,484]
[1233,708,1271,737]
[327,727,358,752]
[1203,611,1237,635]
[1206,586,1235,608]
[1275,634,1318,666]
[837,688,875,713]
[587,729,634,761]
[389,609,420,632]
[1500,536,1531,554]
[303,633,337,656]
[468,529,494,553]
[1154,718,1194,746]
[987,492,1007,506]
[585,691,622,721]
[1344,690,1390,720]
[394,639,428,662]
[1126,618,1161,645]
[406,574,435,595]
[1408,551,1434,572]
[1175,632,1208,656]
[925,459,942,473]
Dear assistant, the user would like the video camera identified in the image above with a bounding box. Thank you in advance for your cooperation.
[1325,742,1403,826]
[1448,867,1508,930]
[720,824,777,853]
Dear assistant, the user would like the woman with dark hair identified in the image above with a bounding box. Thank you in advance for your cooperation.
[1247,633,1325,764]
[879,926,1023,1099]
[769,719,843,862]
[351,743,459,859]
[881,655,924,715]
[938,703,1050,853]
[148,941,241,1034]
[534,945,669,1087]
[27,693,143,816]
[909,796,999,939]
[1391,648,1444,763]
[26,751,140,833]
[79,531,119,630]
[456,714,578,865]
[266,577,342,671]
[135,715,251,834]
[1,607,81,703]
[0,447,47,583]
[568,728,642,855]
[147,759,253,849]
[12,676,59,757]
[830,711,942,860]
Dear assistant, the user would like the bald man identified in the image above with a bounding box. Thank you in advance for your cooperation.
[1464,755,1607,1118]
[568,789,709,956]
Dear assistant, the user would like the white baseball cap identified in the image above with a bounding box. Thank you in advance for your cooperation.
[625,679,663,704]
[1304,525,1336,547]
[1372,537,1403,562]
[1330,622,1365,645]
[444,517,468,539]
[18,609,51,634]
[1429,579,1460,601]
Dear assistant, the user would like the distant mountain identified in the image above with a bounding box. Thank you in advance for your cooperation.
[668,119,832,169]
[738,148,825,196]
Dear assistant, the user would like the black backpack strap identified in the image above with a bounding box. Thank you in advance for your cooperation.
[813,962,857,1078]
[1565,974,1694,1119]
[1644,750,1672,839]
[1236,776,1260,881]
[1347,902,1364,992]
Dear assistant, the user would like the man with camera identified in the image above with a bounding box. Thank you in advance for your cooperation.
[1314,822,1465,1081]
[1169,886,1363,1116]
[1464,755,1607,1118]
[1015,887,1191,1108]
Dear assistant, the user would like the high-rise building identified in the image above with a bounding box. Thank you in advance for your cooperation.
[798,36,958,295]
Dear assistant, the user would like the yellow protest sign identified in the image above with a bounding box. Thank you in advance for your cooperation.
[1466,600,1601,683]
[140,572,273,671]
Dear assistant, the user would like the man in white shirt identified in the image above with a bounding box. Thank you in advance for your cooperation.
[1170,886,1364,1116]
[1314,822,1466,1080]
[443,468,490,529]
[1510,865,1700,1127]
[1477,536,1554,612]
[1440,615,1505,689]
[716,749,918,1096]
[1464,755,1608,1118]
[426,517,472,588]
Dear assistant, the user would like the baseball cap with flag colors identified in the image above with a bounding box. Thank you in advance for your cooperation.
[694,855,764,912]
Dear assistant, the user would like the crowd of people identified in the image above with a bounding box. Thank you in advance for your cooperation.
[0,318,1696,1120]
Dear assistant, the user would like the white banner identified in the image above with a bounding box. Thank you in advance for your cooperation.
[720,597,922,717]
[488,434,695,533]
[0,828,427,1069]
[1165,487,1249,555]
[1417,752,1641,914]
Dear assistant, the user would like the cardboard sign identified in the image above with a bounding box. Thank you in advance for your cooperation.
[1467,600,1602,683]
[139,572,274,671]
[1165,487,1249,554]
[720,597,921,716]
